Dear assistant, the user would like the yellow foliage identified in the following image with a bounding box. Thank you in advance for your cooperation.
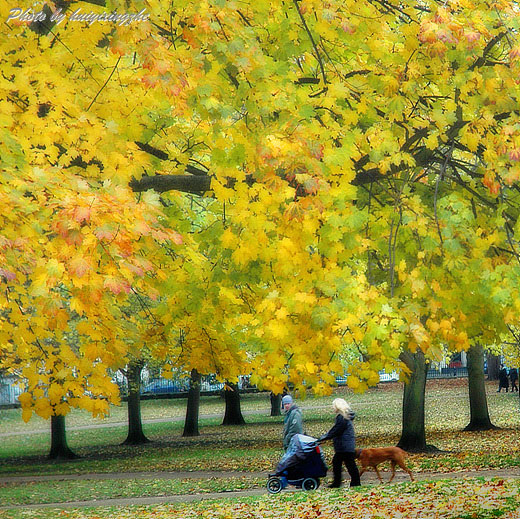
[21,408,33,423]
[3,0,520,416]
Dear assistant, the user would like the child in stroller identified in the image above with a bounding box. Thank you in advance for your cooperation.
[267,434,328,493]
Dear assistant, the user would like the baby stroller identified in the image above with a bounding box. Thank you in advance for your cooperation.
[267,434,328,494]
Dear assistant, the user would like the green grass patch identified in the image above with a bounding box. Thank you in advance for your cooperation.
[1,379,520,507]
[0,476,265,506]
[2,478,520,519]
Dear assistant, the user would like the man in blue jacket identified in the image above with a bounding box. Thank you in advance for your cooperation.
[282,395,303,451]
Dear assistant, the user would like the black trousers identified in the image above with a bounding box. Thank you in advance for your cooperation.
[331,451,361,487]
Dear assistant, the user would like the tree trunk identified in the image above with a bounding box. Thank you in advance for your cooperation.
[486,352,500,381]
[122,360,150,445]
[397,349,433,452]
[270,392,282,416]
[49,414,77,459]
[183,369,201,437]
[222,382,246,425]
[464,343,496,431]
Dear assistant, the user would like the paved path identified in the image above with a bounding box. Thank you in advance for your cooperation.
[2,467,520,510]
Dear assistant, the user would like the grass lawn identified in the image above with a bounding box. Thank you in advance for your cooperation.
[0,378,519,512]
[2,478,520,519]
[0,475,265,506]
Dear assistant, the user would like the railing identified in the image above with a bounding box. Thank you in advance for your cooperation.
[427,367,468,378]
[0,381,22,406]
[114,376,253,397]
[336,367,470,386]
[1,367,472,407]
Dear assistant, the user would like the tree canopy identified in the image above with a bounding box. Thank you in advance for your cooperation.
[2,0,520,421]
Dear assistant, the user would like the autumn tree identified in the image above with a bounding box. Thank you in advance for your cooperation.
[49,415,77,460]
[465,343,495,431]
[125,0,520,398]
[486,353,501,381]
[0,4,184,451]
[4,0,520,455]
[183,368,202,437]
[222,382,246,426]
[121,359,150,445]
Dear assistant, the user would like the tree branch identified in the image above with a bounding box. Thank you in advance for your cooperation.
[292,0,327,85]
[129,175,211,195]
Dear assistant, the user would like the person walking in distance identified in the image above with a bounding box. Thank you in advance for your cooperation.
[281,395,303,451]
[498,365,509,393]
[509,367,518,392]
[318,398,361,488]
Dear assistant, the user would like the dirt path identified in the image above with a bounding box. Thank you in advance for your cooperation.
[2,467,520,510]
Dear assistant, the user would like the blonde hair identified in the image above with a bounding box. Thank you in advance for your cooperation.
[332,398,352,418]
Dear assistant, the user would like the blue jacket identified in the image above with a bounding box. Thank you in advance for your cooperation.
[283,404,303,450]
[318,412,356,453]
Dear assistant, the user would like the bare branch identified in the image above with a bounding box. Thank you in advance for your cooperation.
[129,175,211,195]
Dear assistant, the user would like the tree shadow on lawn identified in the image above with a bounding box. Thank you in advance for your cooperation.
[0,428,284,472]
[0,424,410,468]
[4,421,516,475]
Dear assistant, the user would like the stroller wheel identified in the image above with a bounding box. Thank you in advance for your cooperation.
[267,477,283,494]
[302,477,318,491]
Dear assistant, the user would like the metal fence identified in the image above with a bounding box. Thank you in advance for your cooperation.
[335,368,469,386]
[0,368,471,406]
[427,367,468,378]
[114,375,252,397]
[0,379,22,406]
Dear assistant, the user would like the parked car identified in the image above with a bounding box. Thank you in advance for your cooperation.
[200,380,225,392]
[140,379,189,395]
[378,371,399,382]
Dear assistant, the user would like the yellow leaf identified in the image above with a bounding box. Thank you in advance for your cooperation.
[306,361,316,374]
[22,408,33,423]
[70,297,87,315]
[275,307,288,319]
[461,131,480,152]
[347,375,360,389]
[221,228,237,248]
[48,383,63,404]
[69,256,91,278]
[18,392,32,407]
[267,319,288,339]
[76,321,93,335]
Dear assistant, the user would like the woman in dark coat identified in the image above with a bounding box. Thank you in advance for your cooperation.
[318,398,361,488]
[510,367,518,392]
[498,366,509,392]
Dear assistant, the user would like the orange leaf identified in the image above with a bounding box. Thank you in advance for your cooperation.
[69,256,91,278]
[104,277,131,295]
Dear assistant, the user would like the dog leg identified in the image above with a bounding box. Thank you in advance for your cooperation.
[388,461,396,483]
[374,465,384,483]
[396,460,414,481]
[402,464,414,481]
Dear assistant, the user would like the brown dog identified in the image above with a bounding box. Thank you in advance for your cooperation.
[355,447,414,483]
